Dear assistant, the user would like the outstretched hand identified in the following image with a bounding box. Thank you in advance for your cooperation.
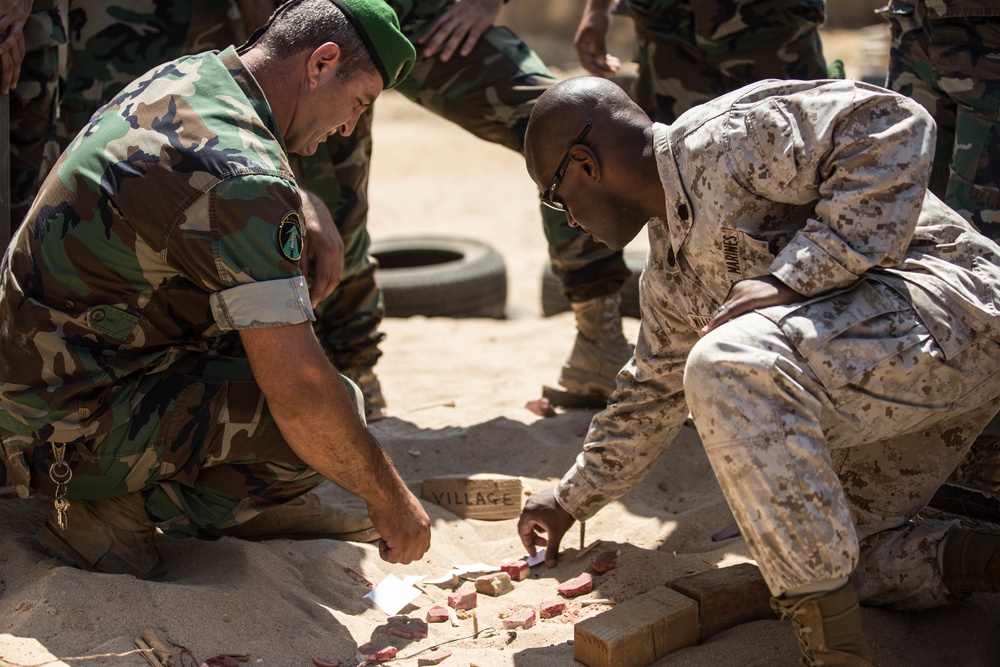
[417,0,501,62]
[517,489,576,568]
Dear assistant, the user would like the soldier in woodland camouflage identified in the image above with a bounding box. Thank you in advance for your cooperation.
[517,77,1000,666]
[573,0,828,123]
[882,0,1000,505]
[0,0,431,579]
[56,0,633,417]
[2,0,67,227]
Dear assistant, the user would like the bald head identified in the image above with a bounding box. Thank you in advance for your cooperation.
[525,77,651,188]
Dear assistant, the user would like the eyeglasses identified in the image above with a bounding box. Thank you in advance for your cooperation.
[540,123,592,212]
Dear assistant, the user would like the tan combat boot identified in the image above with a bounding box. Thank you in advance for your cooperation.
[36,492,165,579]
[543,292,633,408]
[222,492,380,543]
[771,582,874,666]
[942,528,1000,595]
[341,365,387,422]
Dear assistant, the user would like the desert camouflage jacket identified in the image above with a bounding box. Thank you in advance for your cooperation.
[0,46,313,441]
[555,79,1000,521]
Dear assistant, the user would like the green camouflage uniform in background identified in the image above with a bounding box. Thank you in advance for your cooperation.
[882,0,1000,498]
[0,47,342,538]
[9,0,67,226]
[623,0,828,123]
[57,0,246,145]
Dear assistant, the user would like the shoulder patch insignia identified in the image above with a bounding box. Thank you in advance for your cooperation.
[277,211,303,262]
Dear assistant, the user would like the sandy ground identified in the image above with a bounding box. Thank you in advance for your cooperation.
[3,26,1000,667]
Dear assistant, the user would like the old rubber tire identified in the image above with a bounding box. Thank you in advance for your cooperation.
[371,236,507,318]
[540,249,645,319]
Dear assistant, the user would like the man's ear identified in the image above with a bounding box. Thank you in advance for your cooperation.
[307,42,343,87]
[573,146,601,183]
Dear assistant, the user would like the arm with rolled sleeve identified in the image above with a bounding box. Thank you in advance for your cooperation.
[553,292,697,522]
[729,83,937,297]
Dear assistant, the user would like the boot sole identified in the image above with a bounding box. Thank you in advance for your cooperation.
[542,385,609,410]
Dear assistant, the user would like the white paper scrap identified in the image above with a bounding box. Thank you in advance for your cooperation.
[453,562,499,575]
[363,574,422,616]
[524,548,546,567]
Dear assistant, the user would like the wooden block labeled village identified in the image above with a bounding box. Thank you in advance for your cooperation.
[421,474,523,520]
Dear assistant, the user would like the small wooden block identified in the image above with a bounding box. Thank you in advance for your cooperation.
[574,587,698,667]
[421,474,523,520]
[475,572,514,597]
[667,563,775,641]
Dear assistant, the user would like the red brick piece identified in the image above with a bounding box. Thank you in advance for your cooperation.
[590,550,618,574]
[356,644,397,662]
[502,608,536,629]
[426,604,450,623]
[447,586,477,610]
[389,621,428,639]
[557,572,593,598]
[500,560,530,582]
[417,649,453,666]
[539,600,566,618]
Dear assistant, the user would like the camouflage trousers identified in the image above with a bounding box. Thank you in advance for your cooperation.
[625,0,828,123]
[299,24,629,369]
[1,353,363,539]
[884,5,1000,498]
[57,0,245,145]
[884,4,1000,239]
[10,5,67,226]
[684,282,1000,610]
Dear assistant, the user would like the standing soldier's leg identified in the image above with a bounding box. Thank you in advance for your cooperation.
[9,3,67,227]
[395,24,632,406]
[627,0,826,124]
[882,1,954,202]
[57,0,242,147]
[885,2,1000,505]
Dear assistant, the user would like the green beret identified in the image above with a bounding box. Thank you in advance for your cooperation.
[329,0,415,89]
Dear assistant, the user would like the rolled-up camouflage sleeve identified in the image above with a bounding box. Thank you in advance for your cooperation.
[728,83,937,297]
[211,275,314,330]
[169,171,314,330]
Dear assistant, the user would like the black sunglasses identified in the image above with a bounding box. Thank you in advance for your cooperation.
[540,123,592,212]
